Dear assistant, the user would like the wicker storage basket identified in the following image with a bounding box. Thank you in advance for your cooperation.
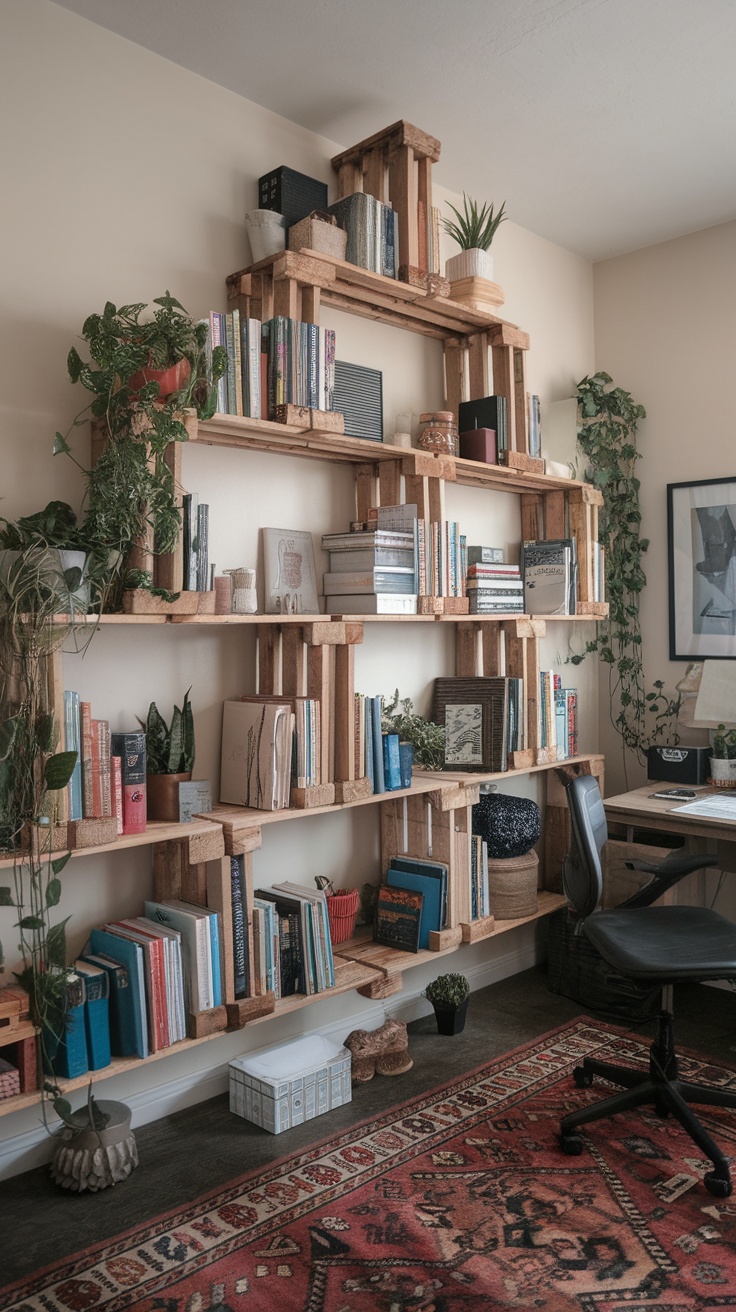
[288,211,347,259]
[326,888,359,945]
[547,907,661,1023]
[488,851,539,919]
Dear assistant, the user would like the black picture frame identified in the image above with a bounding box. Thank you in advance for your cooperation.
[668,477,736,660]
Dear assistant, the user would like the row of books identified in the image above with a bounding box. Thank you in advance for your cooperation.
[252,881,335,999]
[327,193,399,279]
[432,675,526,773]
[354,695,411,794]
[204,311,337,420]
[539,672,579,758]
[522,538,578,616]
[206,310,262,419]
[374,856,449,952]
[182,493,210,591]
[63,697,145,835]
[220,696,322,812]
[466,560,524,615]
[50,901,223,1075]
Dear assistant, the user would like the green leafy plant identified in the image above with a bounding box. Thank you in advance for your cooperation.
[424,972,470,1007]
[570,371,681,776]
[712,725,736,759]
[53,294,226,610]
[442,194,507,251]
[139,689,195,774]
[381,690,445,771]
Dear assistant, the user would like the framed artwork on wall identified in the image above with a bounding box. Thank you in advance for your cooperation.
[668,478,736,659]
[262,528,320,615]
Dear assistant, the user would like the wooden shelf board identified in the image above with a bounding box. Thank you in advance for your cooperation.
[413,753,605,787]
[0,818,220,869]
[246,957,384,1025]
[493,890,567,934]
[196,777,444,831]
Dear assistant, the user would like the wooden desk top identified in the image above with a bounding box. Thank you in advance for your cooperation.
[604,784,736,843]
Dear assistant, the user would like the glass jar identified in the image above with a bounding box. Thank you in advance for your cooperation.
[417,411,458,456]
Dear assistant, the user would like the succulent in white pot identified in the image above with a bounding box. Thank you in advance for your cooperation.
[442,194,506,284]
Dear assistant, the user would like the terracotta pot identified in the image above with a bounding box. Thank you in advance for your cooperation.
[129,356,191,398]
[146,771,192,822]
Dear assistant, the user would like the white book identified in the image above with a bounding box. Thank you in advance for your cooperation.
[324,593,417,615]
[144,900,213,1013]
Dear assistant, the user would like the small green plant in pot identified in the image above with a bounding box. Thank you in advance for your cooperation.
[443,193,507,290]
[709,724,736,787]
[138,688,195,822]
[424,972,470,1035]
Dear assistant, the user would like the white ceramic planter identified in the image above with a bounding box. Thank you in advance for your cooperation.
[0,548,89,611]
[445,247,494,282]
[244,208,286,263]
[709,756,736,786]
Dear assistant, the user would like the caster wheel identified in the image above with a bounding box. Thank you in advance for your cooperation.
[560,1131,584,1156]
[573,1066,593,1089]
[704,1171,732,1198]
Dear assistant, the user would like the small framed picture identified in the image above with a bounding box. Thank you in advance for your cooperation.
[668,478,736,659]
[262,528,320,615]
[444,703,484,767]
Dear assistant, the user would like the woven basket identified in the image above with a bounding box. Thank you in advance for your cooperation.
[326,888,359,945]
[488,851,539,919]
[288,211,347,259]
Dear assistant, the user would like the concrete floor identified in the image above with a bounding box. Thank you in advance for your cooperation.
[2,964,736,1287]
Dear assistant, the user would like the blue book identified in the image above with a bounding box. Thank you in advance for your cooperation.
[81,951,132,1058]
[364,700,375,790]
[89,927,148,1059]
[74,960,111,1070]
[208,911,222,1007]
[382,732,402,790]
[50,973,88,1079]
[386,868,443,950]
[371,698,385,794]
[389,856,448,930]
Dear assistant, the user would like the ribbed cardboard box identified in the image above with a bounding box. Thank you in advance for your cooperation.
[229,1034,351,1134]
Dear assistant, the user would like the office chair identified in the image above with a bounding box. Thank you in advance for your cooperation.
[558,773,736,1197]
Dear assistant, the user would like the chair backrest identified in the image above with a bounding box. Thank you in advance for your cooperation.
[562,774,608,918]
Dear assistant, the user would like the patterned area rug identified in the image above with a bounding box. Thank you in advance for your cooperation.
[4,1018,736,1312]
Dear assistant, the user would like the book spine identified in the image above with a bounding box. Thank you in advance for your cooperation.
[230,856,247,999]
[80,701,93,817]
[110,732,146,834]
[90,719,101,817]
[112,755,123,835]
[210,311,227,414]
[224,312,238,415]
[231,307,243,417]
[196,503,209,592]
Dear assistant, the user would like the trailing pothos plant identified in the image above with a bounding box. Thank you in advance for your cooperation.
[53,294,226,611]
[570,371,681,775]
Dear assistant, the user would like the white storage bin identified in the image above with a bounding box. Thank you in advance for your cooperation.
[229,1034,351,1134]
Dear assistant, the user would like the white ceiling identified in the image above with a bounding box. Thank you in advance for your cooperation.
[52,0,736,261]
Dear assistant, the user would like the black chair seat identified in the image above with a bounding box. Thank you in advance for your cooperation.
[584,905,736,980]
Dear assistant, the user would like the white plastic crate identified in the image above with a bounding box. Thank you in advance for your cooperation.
[229,1033,351,1134]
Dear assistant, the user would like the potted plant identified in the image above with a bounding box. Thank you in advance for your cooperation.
[0,501,96,614]
[50,1085,137,1192]
[424,972,470,1035]
[381,690,445,771]
[139,689,195,822]
[709,725,736,787]
[53,294,226,611]
[442,194,507,310]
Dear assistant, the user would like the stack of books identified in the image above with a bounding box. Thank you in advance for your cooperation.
[143,900,223,1015]
[459,395,508,454]
[182,492,210,591]
[521,538,578,615]
[322,525,416,615]
[465,546,524,614]
[205,309,262,419]
[327,193,398,278]
[353,695,406,793]
[64,694,138,833]
[261,316,336,416]
[378,856,449,951]
[220,696,322,811]
[539,672,578,758]
[252,882,335,999]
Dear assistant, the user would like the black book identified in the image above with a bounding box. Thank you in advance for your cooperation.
[253,890,307,995]
[230,856,248,999]
[458,395,507,450]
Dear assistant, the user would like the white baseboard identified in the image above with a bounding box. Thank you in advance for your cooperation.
[0,935,541,1180]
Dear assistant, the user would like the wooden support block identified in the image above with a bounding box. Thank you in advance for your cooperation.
[334,777,374,803]
[577,601,609,617]
[68,816,119,848]
[226,992,276,1029]
[356,972,403,1000]
[187,1005,228,1039]
[122,590,200,615]
[272,250,338,290]
[481,625,503,677]
[487,323,531,351]
[301,283,320,323]
[441,596,469,615]
[310,408,344,433]
[152,839,185,900]
[155,440,184,593]
[467,332,490,399]
[429,925,463,951]
[336,159,363,199]
[21,821,68,857]
[273,275,299,320]
[273,404,311,428]
[521,493,542,542]
[188,827,225,865]
[510,748,535,770]
[197,591,216,614]
[398,266,431,288]
[443,338,465,419]
[0,985,28,1025]
[308,643,333,784]
[417,596,444,615]
[455,623,478,677]
[363,145,388,202]
[425,274,450,298]
[535,747,559,766]
[46,648,68,824]
[290,783,336,809]
[302,621,364,646]
[182,860,208,905]
[426,782,480,811]
[379,458,402,507]
[224,825,263,857]
[544,490,566,541]
[401,450,456,481]
[355,463,377,524]
[389,143,419,274]
[281,626,306,697]
[257,625,279,695]
[498,451,545,474]
[461,915,495,944]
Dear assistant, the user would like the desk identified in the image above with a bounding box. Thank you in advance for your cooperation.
[603,784,736,908]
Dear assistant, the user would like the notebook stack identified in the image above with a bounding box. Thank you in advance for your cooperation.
[322,526,417,615]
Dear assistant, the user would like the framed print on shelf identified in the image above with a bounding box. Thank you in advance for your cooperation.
[668,478,736,659]
[262,528,320,615]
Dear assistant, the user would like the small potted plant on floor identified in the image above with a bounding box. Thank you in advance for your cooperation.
[50,1084,138,1192]
[709,725,736,788]
[442,194,507,313]
[139,689,195,821]
[424,972,470,1035]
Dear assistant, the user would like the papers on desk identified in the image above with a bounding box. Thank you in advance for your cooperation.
[672,795,736,819]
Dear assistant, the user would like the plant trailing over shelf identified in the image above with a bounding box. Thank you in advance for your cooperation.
[381,690,445,771]
[441,194,507,251]
[53,294,227,610]
[138,688,195,775]
[570,371,681,776]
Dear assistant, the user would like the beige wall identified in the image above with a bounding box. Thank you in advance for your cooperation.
[593,219,736,793]
[0,0,596,1162]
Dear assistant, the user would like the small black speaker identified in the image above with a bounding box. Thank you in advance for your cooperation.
[646,745,710,784]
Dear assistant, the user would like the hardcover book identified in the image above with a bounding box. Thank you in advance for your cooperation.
[109,732,146,834]
[74,959,111,1071]
[80,951,135,1058]
[373,885,423,954]
[386,868,442,949]
[87,929,149,1059]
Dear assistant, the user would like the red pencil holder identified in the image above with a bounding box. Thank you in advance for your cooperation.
[326,888,359,945]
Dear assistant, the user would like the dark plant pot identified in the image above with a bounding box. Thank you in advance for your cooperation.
[146,771,191,822]
[129,357,191,398]
[432,996,469,1035]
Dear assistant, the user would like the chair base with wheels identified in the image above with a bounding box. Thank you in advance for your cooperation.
[557,772,736,1197]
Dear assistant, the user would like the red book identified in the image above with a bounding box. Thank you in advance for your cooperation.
[110,732,146,834]
[111,756,123,835]
[98,720,112,817]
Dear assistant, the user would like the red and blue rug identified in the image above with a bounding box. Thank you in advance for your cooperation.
[3,1017,736,1310]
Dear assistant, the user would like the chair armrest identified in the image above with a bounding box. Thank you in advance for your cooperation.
[619,851,719,908]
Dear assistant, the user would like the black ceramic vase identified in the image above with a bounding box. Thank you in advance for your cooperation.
[432,996,469,1036]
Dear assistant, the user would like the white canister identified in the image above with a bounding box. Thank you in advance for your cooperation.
[244,209,286,263]
[226,567,258,614]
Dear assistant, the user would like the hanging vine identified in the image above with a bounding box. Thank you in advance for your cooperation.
[569,371,680,771]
